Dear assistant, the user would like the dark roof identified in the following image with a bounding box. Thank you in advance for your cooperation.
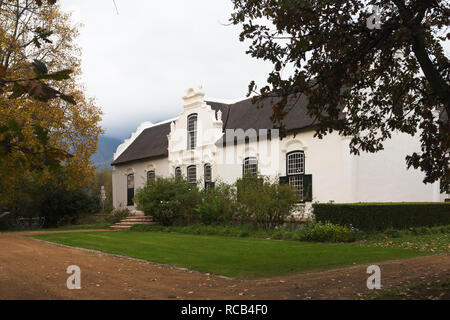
[112,122,171,166]
[214,95,316,132]
[112,95,317,166]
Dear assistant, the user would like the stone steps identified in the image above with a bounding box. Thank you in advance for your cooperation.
[110,215,156,231]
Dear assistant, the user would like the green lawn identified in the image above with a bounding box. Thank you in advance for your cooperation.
[32,231,429,279]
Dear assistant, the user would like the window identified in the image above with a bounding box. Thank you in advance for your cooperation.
[175,167,182,178]
[283,151,312,202]
[287,151,304,198]
[204,163,213,189]
[187,114,198,150]
[187,165,197,184]
[243,157,258,176]
[127,174,134,206]
[147,170,155,183]
[287,151,305,175]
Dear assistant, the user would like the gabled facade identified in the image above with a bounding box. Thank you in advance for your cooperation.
[112,86,447,214]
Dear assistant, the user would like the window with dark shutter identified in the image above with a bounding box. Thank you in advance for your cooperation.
[303,174,313,202]
[187,114,198,150]
[285,151,312,202]
[127,174,135,206]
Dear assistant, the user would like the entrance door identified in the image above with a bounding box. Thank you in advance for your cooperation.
[127,174,135,206]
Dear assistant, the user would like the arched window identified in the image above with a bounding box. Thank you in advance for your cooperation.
[287,151,305,175]
[204,163,213,189]
[285,151,311,201]
[175,167,182,178]
[187,114,198,150]
[147,170,155,183]
[127,174,135,206]
[243,157,258,176]
[187,165,197,184]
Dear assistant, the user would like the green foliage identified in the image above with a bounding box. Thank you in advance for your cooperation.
[106,207,131,224]
[134,176,299,228]
[37,184,100,228]
[129,222,358,243]
[298,222,358,242]
[230,1,450,190]
[235,174,299,228]
[134,178,201,226]
[0,170,100,229]
[313,203,450,231]
[195,182,237,225]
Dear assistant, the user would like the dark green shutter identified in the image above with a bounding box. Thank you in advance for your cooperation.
[304,174,313,202]
[127,188,134,206]
[279,176,289,185]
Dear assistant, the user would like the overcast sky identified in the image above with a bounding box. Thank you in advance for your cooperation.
[60,1,449,140]
[60,0,274,139]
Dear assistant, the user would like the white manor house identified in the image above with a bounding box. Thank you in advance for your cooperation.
[111,86,448,213]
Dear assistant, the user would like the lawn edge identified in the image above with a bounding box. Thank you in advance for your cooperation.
[29,234,445,281]
[29,236,237,281]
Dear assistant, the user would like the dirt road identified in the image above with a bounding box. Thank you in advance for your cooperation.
[0,231,449,300]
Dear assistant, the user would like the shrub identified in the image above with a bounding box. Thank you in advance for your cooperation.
[384,228,403,238]
[196,182,237,225]
[134,178,201,226]
[235,175,298,229]
[313,203,450,231]
[38,186,100,228]
[106,207,131,224]
[298,222,358,242]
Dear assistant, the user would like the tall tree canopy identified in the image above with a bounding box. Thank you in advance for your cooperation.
[0,0,103,208]
[231,0,449,192]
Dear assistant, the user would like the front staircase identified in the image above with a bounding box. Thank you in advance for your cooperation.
[110,215,156,231]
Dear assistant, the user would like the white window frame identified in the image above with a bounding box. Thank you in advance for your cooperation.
[286,151,305,198]
[243,157,258,176]
[187,165,197,184]
[187,114,198,150]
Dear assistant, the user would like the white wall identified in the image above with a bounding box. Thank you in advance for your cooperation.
[112,157,170,210]
[351,131,443,203]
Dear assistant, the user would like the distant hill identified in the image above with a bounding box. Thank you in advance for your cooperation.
[92,136,122,170]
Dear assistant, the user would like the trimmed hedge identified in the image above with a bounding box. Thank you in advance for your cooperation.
[313,203,450,231]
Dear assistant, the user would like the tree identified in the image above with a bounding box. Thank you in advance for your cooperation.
[0,0,103,209]
[230,0,449,192]
[0,0,79,170]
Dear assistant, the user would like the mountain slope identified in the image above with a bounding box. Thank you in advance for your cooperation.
[92,136,122,169]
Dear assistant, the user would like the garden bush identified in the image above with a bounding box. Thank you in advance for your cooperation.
[313,203,450,231]
[134,178,201,226]
[106,207,131,224]
[38,186,100,228]
[297,221,358,242]
[235,175,299,228]
[195,182,237,225]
